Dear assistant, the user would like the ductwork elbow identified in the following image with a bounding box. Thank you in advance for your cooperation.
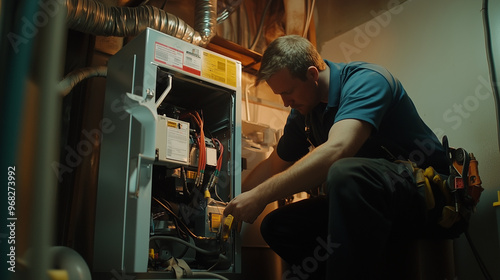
[66,0,217,47]
[194,0,218,45]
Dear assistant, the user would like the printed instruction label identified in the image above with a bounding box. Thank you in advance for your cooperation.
[166,120,189,163]
[154,42,183,70]
[202,52,237,87]
[154,41,237,88]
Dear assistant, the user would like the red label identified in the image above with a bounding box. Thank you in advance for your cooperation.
[454,177,464,190]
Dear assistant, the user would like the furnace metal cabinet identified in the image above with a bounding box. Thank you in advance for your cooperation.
[93,28,242,278]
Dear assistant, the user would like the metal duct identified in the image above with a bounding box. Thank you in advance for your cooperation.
[58,66,107,96]
[66,0,218,47]
[195,0,218,43]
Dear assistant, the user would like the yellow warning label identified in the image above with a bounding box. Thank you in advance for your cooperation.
[186,170,197,179]
[202,52,237,87]
[210,213,222,232]
[226,60,237,87]
[167,120,177,128]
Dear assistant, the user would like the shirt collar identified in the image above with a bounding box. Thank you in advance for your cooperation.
[325,60,342,108]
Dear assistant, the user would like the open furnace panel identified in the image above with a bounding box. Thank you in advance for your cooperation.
[93,28,242,277]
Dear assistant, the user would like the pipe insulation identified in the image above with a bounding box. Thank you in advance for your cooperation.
[58,66,107,97]
[66,0,218,47]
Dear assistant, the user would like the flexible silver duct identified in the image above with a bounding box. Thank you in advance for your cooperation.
[58,66,107,96]
[66,0,218,47]
[195,0,218,43]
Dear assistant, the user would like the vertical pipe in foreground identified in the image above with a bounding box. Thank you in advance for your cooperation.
[27,3,67,280]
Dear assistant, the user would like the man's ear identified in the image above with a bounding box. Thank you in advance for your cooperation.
[306,66,319,82]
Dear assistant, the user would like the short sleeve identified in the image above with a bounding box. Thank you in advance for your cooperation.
[335,69,395,131]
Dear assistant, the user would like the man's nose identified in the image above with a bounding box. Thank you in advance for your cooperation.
[281,95,292,108]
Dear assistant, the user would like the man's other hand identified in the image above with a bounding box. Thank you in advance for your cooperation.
[223,189,267,224]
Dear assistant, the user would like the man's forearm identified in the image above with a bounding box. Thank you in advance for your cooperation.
[241,160,275,192]
[223,119,372,224]
[241,150,293,192]
[253,119,372,205]
[254,142,342,204]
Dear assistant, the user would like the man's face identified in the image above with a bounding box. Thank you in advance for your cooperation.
[266,68,321,115]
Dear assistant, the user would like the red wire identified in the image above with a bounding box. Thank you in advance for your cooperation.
[213,138,223,172]
[195,112,206,173]
[189,112,206,184]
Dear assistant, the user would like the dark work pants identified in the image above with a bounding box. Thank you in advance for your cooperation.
[260,158,428,280]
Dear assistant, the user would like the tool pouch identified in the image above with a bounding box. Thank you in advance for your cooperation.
[396,160,440,211]
[401,136,484,231]
[439,141,484,228]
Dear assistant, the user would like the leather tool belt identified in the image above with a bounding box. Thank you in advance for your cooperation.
[398,136,484,229]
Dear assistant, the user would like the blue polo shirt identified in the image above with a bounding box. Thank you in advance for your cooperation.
[276,60,448,173]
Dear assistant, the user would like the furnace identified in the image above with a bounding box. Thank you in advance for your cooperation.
[93,28,242,277]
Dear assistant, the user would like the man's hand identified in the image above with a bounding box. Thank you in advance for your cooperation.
[223,189,267,224]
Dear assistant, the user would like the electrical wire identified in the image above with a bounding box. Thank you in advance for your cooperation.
[153,197,215,240]
[207,138,227,202]
[214,138,224,173]
[159,198,209,240]
[149,235,230,275]
[302,0,316,38]
[464,230,493,280]
[151,236,190,259]
[249,0,273,51]
[152,209,189,242]
[481,0,500,150]
[214,184,226,202]
[160,0,168,10]
[191,272,230,280]
[217,0,244,23]
[149,235,229,261]
[189,111,207,186]
[182,167,191,196]
[211,138,224,178]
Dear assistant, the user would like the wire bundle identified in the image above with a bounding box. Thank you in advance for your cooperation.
[207,138,224,194]
[213,138,224,176]
[189,111,206,187]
